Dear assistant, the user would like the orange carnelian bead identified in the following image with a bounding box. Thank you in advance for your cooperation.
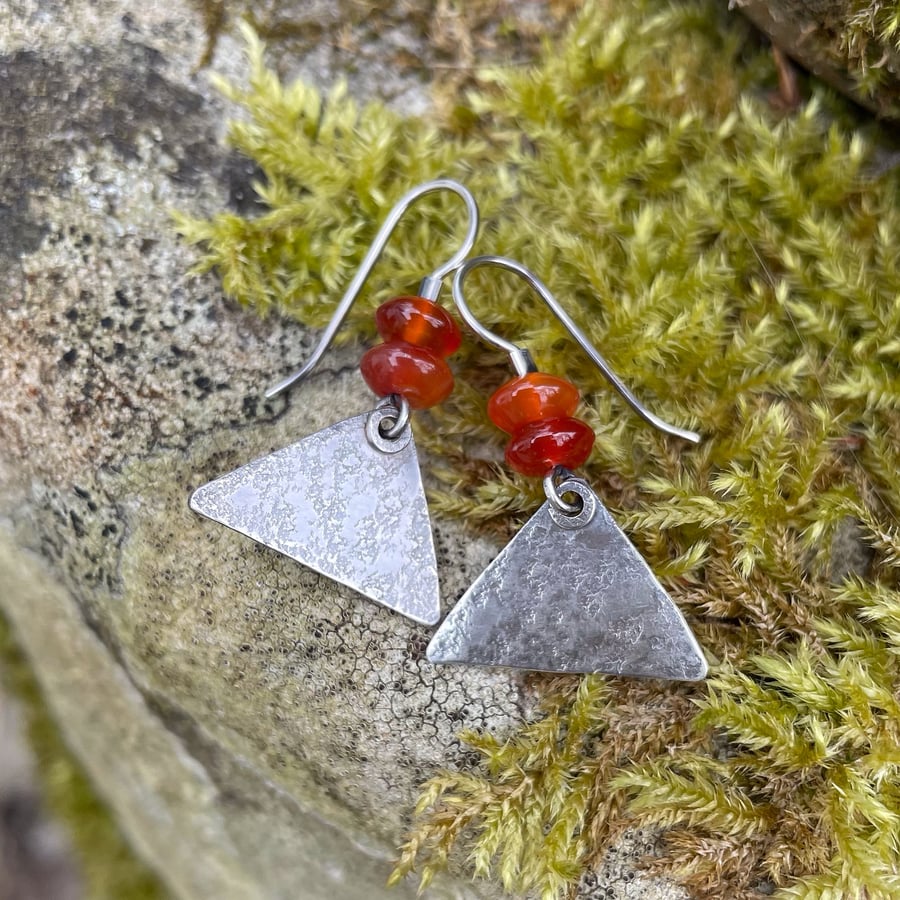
[505,417,595,477]
[360,341,454,409]
[375,296,462,358]
[488,373,580,435]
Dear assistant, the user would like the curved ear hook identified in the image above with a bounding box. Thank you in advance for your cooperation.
[451,255,701,444]
[265,178,480,400]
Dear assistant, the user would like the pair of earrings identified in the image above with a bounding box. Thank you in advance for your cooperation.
[190,179,707,682]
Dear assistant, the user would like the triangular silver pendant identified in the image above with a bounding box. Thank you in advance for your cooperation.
[427,482,707,680]
[190,409,441,625]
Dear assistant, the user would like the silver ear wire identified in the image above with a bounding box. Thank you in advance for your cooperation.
[265,178,480,400]
[451,254,701,444]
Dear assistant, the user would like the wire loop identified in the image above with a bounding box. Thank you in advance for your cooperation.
[451,255,700,444]
[266,179,480,400]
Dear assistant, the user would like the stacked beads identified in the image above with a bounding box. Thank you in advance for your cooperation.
[487,372,595,477]
[360,296,461,409]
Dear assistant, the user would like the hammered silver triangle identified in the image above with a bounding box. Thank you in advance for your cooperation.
[427,486,707,679]
[190,411,441,625]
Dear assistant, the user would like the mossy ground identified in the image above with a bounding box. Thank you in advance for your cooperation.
[176,1,900,898]
[0,612,166,900]
[843,1,900,104]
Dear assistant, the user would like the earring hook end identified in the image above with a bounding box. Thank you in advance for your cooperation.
[264,360,316,400]
[264,178,479,401]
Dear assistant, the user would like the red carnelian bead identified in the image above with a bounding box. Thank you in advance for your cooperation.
[505,417,595,477]
[375,296,462,358]
[360,340,454,409]
[488,373,580,434]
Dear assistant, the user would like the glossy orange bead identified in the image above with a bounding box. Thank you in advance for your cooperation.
[505,416,595,477]
[360,340,454,409]
[488,373,580,434]
[375,296,462,357]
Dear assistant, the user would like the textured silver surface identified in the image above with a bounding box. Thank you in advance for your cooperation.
[427,486,707,679]
[190,412,441,625]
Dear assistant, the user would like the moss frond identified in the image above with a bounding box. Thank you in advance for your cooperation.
[389,676,606,899]
[844,1,900,68]
[618,641,900,898]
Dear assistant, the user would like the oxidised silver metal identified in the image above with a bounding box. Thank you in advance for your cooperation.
[366,398,412,453]
[427,483,707,680]
[547,477,597,529]
[378,394,410,441]
[543,466,585,517]
[190,409,441,625]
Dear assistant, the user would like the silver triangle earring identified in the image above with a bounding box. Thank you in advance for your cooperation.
[427,255,708,679]
[190,180,479,626]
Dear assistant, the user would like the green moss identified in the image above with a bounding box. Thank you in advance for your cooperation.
[177,1,900,897]
[822,1,900,114]
[0,612,167,900]
[844,2,900,63]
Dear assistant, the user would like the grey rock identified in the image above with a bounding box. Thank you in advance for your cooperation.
[0,685,81,900]
[0,1,685,899]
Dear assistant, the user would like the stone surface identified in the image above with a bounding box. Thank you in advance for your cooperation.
[0,683,81,900]
[0,2,685,899]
